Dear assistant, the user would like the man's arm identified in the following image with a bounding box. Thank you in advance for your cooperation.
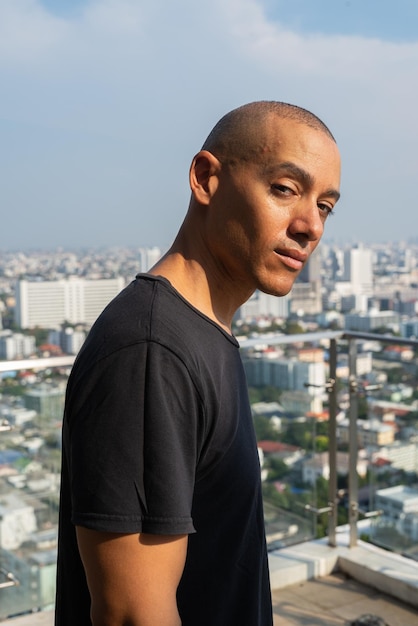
[76,527,188,626]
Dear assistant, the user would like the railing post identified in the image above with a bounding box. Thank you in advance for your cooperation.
[327,338,338,547]
[348,338,359,548]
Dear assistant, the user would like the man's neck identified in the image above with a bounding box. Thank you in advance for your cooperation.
[148,249,252,336]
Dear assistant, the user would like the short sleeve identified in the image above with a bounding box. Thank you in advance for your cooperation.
[66,341,202,535]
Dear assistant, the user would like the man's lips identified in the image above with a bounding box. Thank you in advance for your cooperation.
[274,248,308,271]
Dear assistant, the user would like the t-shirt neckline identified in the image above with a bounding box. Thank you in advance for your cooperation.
[135,273,240,347]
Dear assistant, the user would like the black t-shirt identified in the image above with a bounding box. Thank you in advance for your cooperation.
[55,275,273,626]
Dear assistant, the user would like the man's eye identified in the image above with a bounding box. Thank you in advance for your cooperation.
[318,203,335,217]
[272,184,292,194]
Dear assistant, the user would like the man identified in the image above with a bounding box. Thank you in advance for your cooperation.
[55,101,341,625]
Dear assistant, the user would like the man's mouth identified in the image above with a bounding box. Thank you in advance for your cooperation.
[274,248,308,271]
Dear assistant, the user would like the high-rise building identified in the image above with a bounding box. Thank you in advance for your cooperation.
[401,317,418,339]
[139,247,162,272]
[15,277,126,329]
[298,246,321,283]
[23,383,66,421]
[0,331,36,360]
[48,327,86,355]
[344,310,400,332]
[290,247,323,314]
[242,355,325,396]
[238,290,290,320]
[343,245,373,295]
[238,248,323,320]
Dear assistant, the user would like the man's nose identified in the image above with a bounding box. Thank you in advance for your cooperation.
[288,198,324,242]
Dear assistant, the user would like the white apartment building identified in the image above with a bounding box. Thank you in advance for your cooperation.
[0,330,36,359]
[401,317,418,339]
[289,281,322,315]
[139,246,162,272]
[243,356,325,396]
[344,310,400,332]
[302,451,368,485]
[375,485,418,522]
[403,513,418,542]
[0,493,37,550]
[280,390,323,415]
[335,351,373,379]
[15,277,125,328]
[238,249,323,320]
[337,418,395,447]
[375,486,418,543]
[23,383,66,421]
[343,245,374,295]
[48,327,86,355]
[239,289,290,320]
[62,327,86,354]
[377,441,418,473]
[1,407,37,427]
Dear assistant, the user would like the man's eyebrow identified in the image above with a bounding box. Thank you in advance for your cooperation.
[324,188,341,202]
[265,161,341,202]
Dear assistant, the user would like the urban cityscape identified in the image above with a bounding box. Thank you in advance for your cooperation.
[1,239,418,619]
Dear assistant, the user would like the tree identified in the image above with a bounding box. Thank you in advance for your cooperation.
[266,457,290,481]
[248,387,260,404]
[386,367,407,385]
[284,320,305,335]
[248,385,281,404]
[315,435,329,452]
[282,421,312,449]
[357,394,369,419]
[28,326,49,346]
[262,482,290,509]
[253,415,280,442]
[260,386,282,402]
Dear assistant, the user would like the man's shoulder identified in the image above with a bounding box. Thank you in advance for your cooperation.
[94,274,179,329]
[75,273,238,375]
[75,275,198,358]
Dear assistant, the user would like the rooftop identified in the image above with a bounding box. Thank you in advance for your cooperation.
[272,572,418,625]
[5,527,418,625]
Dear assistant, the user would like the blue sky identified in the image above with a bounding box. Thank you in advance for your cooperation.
[267,0,418,41]
[1,0,417,251]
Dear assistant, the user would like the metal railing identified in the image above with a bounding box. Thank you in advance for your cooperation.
[0,330,417,618]
[241,329,418,550]
[326,331,418,548]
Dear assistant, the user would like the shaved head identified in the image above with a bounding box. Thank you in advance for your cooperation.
[201,101,336,165]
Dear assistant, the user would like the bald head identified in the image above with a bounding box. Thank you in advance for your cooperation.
[201,101,335,165]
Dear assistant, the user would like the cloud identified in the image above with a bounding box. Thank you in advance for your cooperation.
[0,0,417,248]
[3,0,417,125]
[0,0,70,66]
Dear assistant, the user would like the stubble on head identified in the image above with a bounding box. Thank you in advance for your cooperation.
[200,101,336,170]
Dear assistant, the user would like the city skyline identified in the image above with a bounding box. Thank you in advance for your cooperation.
[1,0,418,250]
[1,237,418,256]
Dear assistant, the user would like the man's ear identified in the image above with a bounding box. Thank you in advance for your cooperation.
[189,150,221,205]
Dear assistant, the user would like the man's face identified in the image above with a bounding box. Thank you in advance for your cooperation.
[206,117,341,298]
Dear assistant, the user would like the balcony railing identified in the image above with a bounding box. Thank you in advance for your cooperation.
[1,330,418,620]
[240,329,418,553]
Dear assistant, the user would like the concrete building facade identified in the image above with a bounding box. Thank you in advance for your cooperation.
[15,277,125,328]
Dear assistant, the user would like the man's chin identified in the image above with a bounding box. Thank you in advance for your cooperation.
[260,283,294,298]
